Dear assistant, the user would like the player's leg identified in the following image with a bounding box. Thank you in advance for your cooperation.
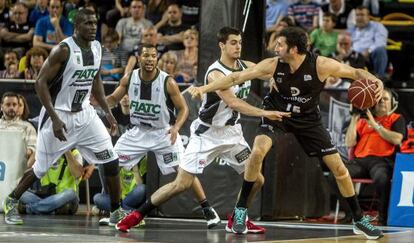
[191,176,221,228]
[323,154,383,239]
[116,167,195,232]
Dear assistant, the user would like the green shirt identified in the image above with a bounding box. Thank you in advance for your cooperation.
[310,29,338,57]
[40,150,82,193]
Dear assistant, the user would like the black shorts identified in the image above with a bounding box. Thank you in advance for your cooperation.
[257,115,338,158]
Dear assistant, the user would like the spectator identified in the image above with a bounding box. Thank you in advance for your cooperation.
[24,46,48,80]
[331,88,405,225]
[173,28,198,84]
[0,2,34,55]
[266,0,289,33]
[326,31,367,88]
[310,12,338,56]
[1,49,19,70]
[348,6,388,78]
[106,0,131,29]
[29,0,49,27]
[16,94,31,122]
[320,0,354,29]
[100,29,127,81]
[0,61,19,78]
[157,3,190,51]
[0,0,10,28]
[116,0,152,52]
[175,0,200,27]
[146,0,170,25]
[0,92,37,168]
[267,16,295,54]
[33,0,73,51]
[158,51,182,81]
[288,0,320,31]
[18,149,92,215]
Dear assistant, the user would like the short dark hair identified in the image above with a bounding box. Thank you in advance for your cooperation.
[74,8,96,26]
[138,43,157,56]
[217,27,242,44]
[323,12,337,23]
[25,47,48,68]
[355,5,370,13]
[278,27,308,55]
[1,91,19,104]
[279,16,295,27]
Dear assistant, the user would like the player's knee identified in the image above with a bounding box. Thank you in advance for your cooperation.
[256,173,265,187]
[250,147,266,165]
[102,159,119,177]
[333,163,349,180]
[173,175,194,192]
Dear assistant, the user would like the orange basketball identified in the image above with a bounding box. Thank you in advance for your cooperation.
[348,79,377,109]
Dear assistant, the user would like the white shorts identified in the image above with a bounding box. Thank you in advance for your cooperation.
[33,106,117,178]
[180,120,250,174]
[115,125,183,175]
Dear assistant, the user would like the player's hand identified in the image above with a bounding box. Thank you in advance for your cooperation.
[106,112,118,136]
[167,126,179,145]
[263,110,291,121]
[82,164,95,180]
[373,79,384,103]
[188,86,203,100]
[52,117,67,141]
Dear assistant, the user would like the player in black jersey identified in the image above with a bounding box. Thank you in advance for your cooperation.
[189,27,384,240]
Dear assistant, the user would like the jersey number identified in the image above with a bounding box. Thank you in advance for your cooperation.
[71,89,88,112]
[286,103,301,113]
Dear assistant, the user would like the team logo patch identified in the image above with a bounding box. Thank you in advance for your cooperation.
[235,148,251,163]
[304,74,312,81]
[290,87,300,96]
[163,152,178,164]
[276,77,282,83]
[118,154,131,161]
[94,149,114,160]
[198,159,207,167]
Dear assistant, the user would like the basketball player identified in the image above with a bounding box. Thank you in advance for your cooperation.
[3,9,124,226]
[106,43,222,229]
[115,27,290,233]
[188,27,384,239]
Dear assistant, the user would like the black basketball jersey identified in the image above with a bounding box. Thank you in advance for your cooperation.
[267,52,325,118]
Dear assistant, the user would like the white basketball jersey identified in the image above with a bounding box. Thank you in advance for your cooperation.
[198,60,251,127]
[128,68,175,129]
[50,37,101,112]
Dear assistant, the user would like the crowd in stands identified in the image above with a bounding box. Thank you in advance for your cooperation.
[0,0,200,84]
[266,0,389,84]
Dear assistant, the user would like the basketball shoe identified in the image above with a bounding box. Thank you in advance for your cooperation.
[202,207,221,229]
[116,210,144,233]
[353,215,384,240]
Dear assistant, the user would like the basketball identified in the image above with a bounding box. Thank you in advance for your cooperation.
[348,79,377,109]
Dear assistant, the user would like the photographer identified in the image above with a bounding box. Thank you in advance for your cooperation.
[18,149,94,215]
[333,88,406,225]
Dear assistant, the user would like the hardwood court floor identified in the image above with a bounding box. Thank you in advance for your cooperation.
[0,214,412,242]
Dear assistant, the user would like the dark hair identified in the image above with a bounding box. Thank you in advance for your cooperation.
[74,8,96,26]
[17,94,30,120]
[323,12,337,24]
[1,91,19,104]
[279,16,295,27]
[25,47,48,68]
[217,26,242,44]
[355,5,370,14]
[104,28,120,43]
[278,27,308,55]
[138,43,157,56]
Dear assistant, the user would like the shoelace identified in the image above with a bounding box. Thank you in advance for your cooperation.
[359,216,376,231]
[234,209,246,225]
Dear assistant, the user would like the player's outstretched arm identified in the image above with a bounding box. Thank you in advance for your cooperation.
[317,56,384,102]
[189,58,277,99]
[35,44,69,141]
[106,72,131,108]
[166,77,189,144]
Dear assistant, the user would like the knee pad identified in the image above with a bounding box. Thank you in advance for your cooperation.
[102,159,119,177]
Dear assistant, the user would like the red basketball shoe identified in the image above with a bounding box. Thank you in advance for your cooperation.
[115,210,144,233]
[225,213,265,234]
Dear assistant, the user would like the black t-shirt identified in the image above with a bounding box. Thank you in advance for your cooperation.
[321,3,353,29]
[0,7,10,28]
[175,0,200,27]
[158,24,189,50]
[3,21,33,50]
